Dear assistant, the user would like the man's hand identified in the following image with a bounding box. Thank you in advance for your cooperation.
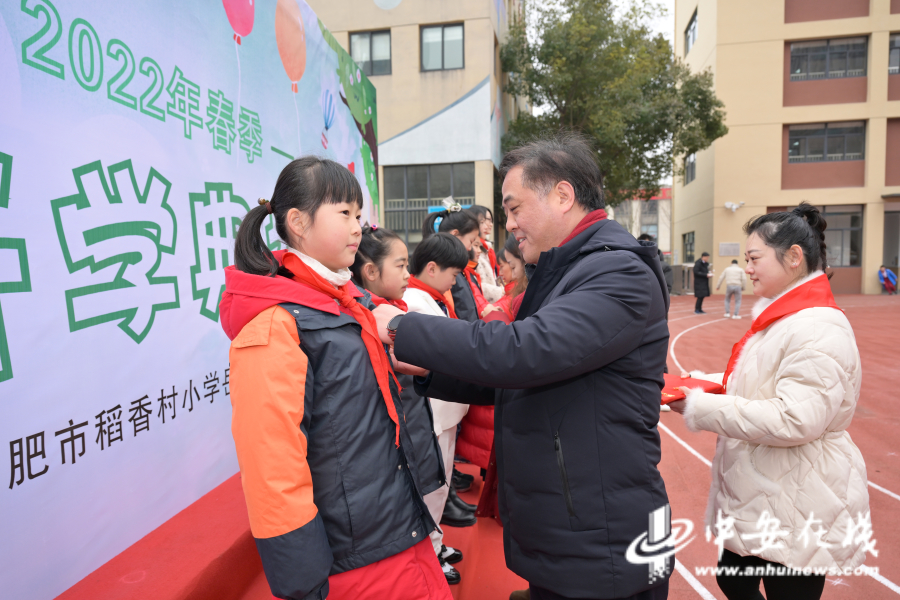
[389,348,430,378]
[372,304,404,346]
[480,304,502,318]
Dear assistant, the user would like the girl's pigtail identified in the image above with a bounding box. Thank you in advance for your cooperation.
[235,200,281,277]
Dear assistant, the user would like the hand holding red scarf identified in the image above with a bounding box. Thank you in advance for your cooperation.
[283,252,402,447]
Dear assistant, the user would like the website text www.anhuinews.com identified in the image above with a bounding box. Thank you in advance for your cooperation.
[693,564,880,577]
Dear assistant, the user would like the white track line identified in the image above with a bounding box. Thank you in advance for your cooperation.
[868,481,900,502]
[658,422,712,467]
[674,559,717,600]
[868,568,900,594]
[668,318,730,373]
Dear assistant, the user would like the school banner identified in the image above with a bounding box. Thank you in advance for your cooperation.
[0,1,378,597]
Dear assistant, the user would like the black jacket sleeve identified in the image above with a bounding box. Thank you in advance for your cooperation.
[414,372,496,406]
[395,252,654,389]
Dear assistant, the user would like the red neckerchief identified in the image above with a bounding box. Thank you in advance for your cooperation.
[722,274,841,389]
[503,281,517,296]
[481,238,498,273]
[408,276,457,319]
[283,252,402,447]
[559,209,609,246]
[369,292,409,313]
[465,261,482,288]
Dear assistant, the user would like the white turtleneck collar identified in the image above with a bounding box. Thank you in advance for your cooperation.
[751,270,825,320]
[287,248,352,288]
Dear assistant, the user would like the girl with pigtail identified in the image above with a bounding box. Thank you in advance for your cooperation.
[219,156,450,600]
[466,205,505,303]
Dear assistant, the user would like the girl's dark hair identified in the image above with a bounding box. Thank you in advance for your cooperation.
[743,202,828,274]
[503,235,528,297]
[421,206,479,240]
[409,233,468,275]
[466,205,493,226]
[235,156,363,277]
[350,225,403,288]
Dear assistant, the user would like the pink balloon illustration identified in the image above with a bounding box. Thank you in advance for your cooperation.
[223,0,254,44]
[276,0,308,155]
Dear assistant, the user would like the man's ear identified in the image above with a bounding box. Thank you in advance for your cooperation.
[363,262,379,282]
[554,180,577,214]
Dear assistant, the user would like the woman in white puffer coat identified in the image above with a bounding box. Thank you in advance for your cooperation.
[669,203,870,600]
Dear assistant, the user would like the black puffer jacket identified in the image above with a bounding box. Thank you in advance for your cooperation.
[395,218,671,598]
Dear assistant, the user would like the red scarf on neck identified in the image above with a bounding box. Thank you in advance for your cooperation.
[370,292,409,313]
[722,274,841,389]
[283,253,402,447]
[481,238,498,273]
[559,209,608,246]
[465,261,482,287]
[408,275,457,319]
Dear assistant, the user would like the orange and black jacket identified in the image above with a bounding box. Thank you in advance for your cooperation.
[220,255,436,600]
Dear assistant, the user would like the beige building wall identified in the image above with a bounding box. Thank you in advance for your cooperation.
[309,0,526,222]
[673,0,900,294]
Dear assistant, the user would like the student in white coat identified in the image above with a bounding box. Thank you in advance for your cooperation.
[670,203,870,600]
[402,233,471,584]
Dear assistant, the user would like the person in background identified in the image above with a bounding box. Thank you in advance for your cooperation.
[879,265,897,295]
[221,157,448,600]
[637,233,672,294]
[468,205,505,303]
[669,203,870,600]
[495,234,528,320]
[717,259,747,318]
[421,204,498,321]
[693,251,713,314]
[403,233,474,585]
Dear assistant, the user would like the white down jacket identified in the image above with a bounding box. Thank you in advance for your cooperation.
[684,271,870,570]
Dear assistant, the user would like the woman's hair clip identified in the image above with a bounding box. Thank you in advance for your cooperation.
[258,197,273,215]
[434,216,444,232]
[442,196,462,213]
[370,223,378,231]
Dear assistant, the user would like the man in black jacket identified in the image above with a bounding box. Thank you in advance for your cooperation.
[692,252,711,314]
[383,134,671,600]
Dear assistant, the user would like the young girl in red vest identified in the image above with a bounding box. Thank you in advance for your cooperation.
[221,157,449,600]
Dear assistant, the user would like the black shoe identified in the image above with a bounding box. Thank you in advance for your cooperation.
[441,544,463,565]
[449,486,477,513]
[453,467,474,483]
[439,554,461,584]
[452,472,472,493]
[441,497,477,527]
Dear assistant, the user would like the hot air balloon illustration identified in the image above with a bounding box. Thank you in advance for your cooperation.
[275,0,307,155]
[223,0,254,45]
[321,89,336,149]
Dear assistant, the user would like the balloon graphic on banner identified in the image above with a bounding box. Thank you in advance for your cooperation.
[275,0,307,93]
[223,0,254,44]
[275,0,307,156]
[321,89,335,149]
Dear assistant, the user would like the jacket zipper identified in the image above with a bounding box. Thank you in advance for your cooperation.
[554,432,577,518]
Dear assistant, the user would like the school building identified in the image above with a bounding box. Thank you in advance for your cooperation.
[307,0,528,247]
[672,0,900,294]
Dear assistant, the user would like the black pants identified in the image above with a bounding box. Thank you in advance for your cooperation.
[716,550,825,600]
[529,580,668,600]
[694,296,705,312]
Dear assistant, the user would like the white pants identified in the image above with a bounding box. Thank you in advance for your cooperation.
[423,428,456,554]
[725,285,742,316]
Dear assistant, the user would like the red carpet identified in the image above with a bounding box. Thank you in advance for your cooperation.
[55,463,520,600]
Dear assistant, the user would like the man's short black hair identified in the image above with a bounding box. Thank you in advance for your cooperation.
[731,259,738,264]
[409,233,468,276]
[637,233,655,242]
[701,252,710,257]
[499,132,605,211]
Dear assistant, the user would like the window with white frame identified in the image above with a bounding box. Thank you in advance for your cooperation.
[890,34,900,75]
